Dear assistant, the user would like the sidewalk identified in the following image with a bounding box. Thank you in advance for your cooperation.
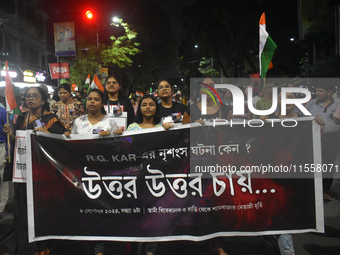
[1,157,340,255]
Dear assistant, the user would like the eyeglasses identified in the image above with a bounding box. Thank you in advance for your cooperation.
[26,94,41,100]
[158,84,171,90]
[106,81,119,85]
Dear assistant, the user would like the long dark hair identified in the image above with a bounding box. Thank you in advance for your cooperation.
[103,74,126,102]
[23,86,50,113]
[135,95,160,125]
[87,89,106,114]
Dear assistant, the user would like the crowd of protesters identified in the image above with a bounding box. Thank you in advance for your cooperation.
[0,75,339,255]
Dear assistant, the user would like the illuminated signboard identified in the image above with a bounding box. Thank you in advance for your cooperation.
[36,72,46,82]
[24,70,37,83]
[1,66,18,78]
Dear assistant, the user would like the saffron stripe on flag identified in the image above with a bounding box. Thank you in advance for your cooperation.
[259,13,277,78]
[5,61,22,115]
[88,74,105,94]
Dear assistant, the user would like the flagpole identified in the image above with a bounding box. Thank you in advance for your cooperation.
[264,77,266,89]
[57,56,61,87]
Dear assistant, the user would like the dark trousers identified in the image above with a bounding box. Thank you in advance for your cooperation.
[321,132,340,192]
[7,183,49,255]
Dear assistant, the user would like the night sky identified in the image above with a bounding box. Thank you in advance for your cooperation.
[41,0,335,81]
[44,0,190,44]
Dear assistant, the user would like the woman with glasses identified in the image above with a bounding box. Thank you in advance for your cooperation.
[51,83,85,132]
[4,86,66,138]
[157,79,186,124]
[104,75,135,128]
[3,86,66,255]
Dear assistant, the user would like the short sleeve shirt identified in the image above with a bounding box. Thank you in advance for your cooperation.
[72,115,118,135]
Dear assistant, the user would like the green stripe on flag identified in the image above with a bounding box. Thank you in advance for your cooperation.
[260,35,277,78]
[13,85,22,116]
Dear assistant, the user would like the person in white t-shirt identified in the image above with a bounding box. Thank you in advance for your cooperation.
[69,89,122,137]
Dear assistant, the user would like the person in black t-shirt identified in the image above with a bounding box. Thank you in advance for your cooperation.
[182,77,231,124]
[103,75,135,127]
[157,79,186,124]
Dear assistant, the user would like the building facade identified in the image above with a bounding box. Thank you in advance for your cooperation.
[0,0,51,90]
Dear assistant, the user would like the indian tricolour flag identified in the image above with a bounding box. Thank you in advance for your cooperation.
[259,12,277,78]
[4,61,22,115]
[87,74,105,94]
[83,74,91,91]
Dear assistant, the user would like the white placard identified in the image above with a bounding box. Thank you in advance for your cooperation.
[13,130,33,183]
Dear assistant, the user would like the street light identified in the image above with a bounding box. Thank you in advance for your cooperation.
[112,16,119,23]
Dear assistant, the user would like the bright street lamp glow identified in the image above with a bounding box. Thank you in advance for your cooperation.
[112,17,119,23]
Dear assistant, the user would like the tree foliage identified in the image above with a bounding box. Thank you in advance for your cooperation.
[125,2,179,92]
[198,57,220,77]
[101,19,141,68]
[69,19,141,87]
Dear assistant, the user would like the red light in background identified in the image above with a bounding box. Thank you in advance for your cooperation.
[86,10,93,19]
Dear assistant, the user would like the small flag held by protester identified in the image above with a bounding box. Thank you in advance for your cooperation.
[5,61,22,115]
[87,74,104,94]
[259,12,277,78]
[136,91,144,97]
[83,74,91,91]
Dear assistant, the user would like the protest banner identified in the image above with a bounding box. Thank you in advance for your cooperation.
[27,119,324,242]
[13,130,32,183]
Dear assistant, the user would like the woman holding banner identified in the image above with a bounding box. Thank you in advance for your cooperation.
[95,95,171,255]
[104,75,135,127]
[70,89,122,137]
[126,94,172,255]
[3,86,66,255]
[51,83,85,132]
[127,94,172,131]
[70,90,121,255]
